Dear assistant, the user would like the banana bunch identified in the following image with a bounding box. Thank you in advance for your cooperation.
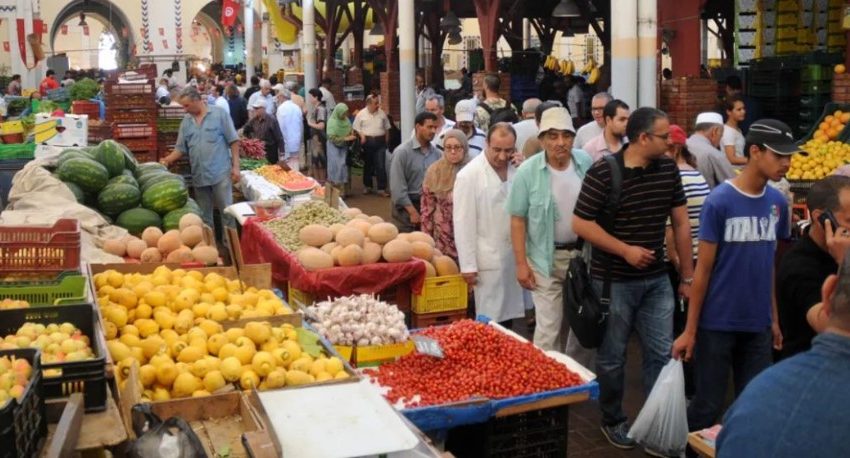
[543,55,575,76]
[581,57,601,84]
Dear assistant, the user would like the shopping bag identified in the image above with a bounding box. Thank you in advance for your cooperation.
[628,358,688,456]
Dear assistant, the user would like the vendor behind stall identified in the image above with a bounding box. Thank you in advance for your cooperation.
[243,98,284,164]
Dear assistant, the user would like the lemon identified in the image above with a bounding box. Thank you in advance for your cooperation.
[203,370,227,392]
[144,291,167,308]
[106,271,124,288]
[220,357,243,381]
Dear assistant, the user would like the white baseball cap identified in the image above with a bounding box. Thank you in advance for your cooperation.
[695,112,723,126]
[454,99,476,122]
[250,98,267,109]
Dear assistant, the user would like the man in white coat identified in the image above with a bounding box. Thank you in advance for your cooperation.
[453,123,525,327]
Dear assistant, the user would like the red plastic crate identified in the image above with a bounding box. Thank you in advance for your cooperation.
[87,124,113,143]
[106,109,155,124]
[104,80,154,96]
[0,218,80,276]
[158,106,186,119]
[105,93,156,110]
[71,101,100,121]
[131,150,158,163]
[113,122,155,139]
[120,137,157,152]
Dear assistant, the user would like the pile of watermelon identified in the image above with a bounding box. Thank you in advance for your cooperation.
[54,140,201,235]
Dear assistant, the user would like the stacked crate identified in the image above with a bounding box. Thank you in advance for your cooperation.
[747,56,802,132]
[799,64,834,136]
[832,73,850,104]
[104,80,157,162]
[660,78,718,132]
[157,106,189,177]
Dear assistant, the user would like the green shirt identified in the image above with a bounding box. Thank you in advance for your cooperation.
[506,148,593,276]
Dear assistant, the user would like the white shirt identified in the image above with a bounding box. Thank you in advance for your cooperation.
[214,96,230,115]
[248,92,275,115]
[155,85,169,101]
[319,87,336,110]
[512,119,538,154]
[354,108,391,137]
[276,100,304,155]
[722,124,746,158]
[574,121,603,149]
[549,162,582,243]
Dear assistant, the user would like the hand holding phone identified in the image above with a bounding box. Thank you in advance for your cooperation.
[819,209,840,231]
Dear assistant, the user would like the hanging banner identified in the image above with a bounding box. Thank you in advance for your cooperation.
[2,42,8,52]
[82,25,89,36]
[162,40,169,49]
[60,25,68,35]
[15,19,44,69]
[222,0,238,27]
[159,27,165,36]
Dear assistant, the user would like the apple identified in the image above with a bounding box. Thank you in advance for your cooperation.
[45,324,59,333]
[14,336,31,348]
[11,359,31,379]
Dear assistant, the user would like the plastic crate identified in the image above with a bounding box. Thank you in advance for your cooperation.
[0,273,87,306]
[0,219,81,277]
[0,143,35,161]
[0,304,107,412]
[412,274,468,314]
[45,88,68,102]
[800,102,850,141]
[104,80,154,96]
[158,106,186,119]
[132,150,158,163]
[71,101,100,121]
[445,405,569,457]
[113,122,155,139]
[120,137,157,153]
[105,93,156,111]
[157,118,183,133]
[410,309,467,329]
[87,123,113,143]
[0,348,47,458]
[287,283,314,308]
[106,108,155,124]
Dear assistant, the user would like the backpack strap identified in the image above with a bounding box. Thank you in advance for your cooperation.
[479,102,494,114]
[598,154,623,303]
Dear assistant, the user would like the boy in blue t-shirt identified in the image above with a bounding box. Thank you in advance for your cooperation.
[671,119,801,432]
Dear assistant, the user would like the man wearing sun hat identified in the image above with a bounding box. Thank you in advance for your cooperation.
[672,119,802,433]
[687,111,736,189]
[507,106,593,352]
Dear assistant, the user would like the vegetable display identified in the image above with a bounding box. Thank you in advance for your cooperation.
[239,138,267,160]
[364,320,585,407]
[101,213,220,264]
[263,201,348,251]
[256,165,314,189]
[240,157,269,171]
[306,295,409,346]
[68,77,100,101]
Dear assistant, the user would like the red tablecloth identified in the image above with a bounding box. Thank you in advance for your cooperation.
[241,218,426,295]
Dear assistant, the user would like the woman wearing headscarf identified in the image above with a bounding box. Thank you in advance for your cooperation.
[420,129,470,260]
[326,103,356,195]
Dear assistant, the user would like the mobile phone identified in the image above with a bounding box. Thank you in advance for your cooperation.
[818,209,840,230]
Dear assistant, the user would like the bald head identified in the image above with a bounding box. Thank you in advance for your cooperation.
[521,98,542,119]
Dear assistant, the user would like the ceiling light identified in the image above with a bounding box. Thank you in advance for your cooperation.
[369,21,384,36]
[440,11,460,30]
[552,0,581,18]
[448,29,462,45]
[78,12,88,27]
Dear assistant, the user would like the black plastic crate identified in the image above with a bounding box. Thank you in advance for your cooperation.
[0,304,106,412]
[0,348,47,458]
[445,405,569,457]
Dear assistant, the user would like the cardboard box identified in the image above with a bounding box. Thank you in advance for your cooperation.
[34,113,88,147]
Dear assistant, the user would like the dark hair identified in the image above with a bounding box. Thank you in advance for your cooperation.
[214,84,225,96]
[484,74,500,92]
[487,122,517,143]
[603,99,629,121]
[11,74,19,81]
[626,107,668,143]
[225,85,239,97]
[535,101,562,125]
[724,94,745,113]
[807,175,850,215]
[269,75,278,85]
[46,69,55,77]
[662,68,673,79]
[250,75,260,85]
[725,75,743,91]
[677,145,697,168]
[415,111,438,126]
[461,67,468,74]
[742,141,762,159]
[308,88,323,101]
[164,69,173,76]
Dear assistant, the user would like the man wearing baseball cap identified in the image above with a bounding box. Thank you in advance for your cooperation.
[242,98,284,164]
[507,107,593,352]
[673,119,802,433]
[438,99,486,158]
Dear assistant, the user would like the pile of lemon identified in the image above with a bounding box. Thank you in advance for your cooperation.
[789,138,850,181]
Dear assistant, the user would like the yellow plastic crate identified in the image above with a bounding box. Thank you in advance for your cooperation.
[0,120,23,135]
[286,283,314,308]
[334,345,354,363]
[411,274,468,314]
[355,340,415,367]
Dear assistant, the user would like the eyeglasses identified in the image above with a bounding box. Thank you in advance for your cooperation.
[647,132,670,141]
[444,145,465,152]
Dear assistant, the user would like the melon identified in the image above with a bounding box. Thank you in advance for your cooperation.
[142,227,163,247]
[330,245,344,266]
[410,241,434,261]
[192,245,219,265]
[433,255,460,276]
[103,239,126,257]
[409,231,436,247]
[367,215,384,224]
[362,242,383,264]
[382,239,413,263]
[158,230,182,254]
[396,233,411,243]
[335,227,365,247]
[299,224,334,247]
[166,246,194,263]
[297,247,334,271]
[179,213,204,231]
[127,239,148,259]
[342,208,362,218]
[423,260,437,277]
[140,247,162,263]
[181,225,204,247]
[346,219,372,237]
[328,223,345,236]
[320,242,338,255]
[337,244,363,267]
[367,223,399,244]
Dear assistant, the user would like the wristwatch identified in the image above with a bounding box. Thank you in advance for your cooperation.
[681,277,694,285]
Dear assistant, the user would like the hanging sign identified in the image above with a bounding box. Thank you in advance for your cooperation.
[60,25,68,35]
[222,0,238,27]
[2,42,8,52]
[82,25,89,36]
[162,39,169,49]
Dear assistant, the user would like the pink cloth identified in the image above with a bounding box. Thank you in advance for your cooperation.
[581,133,618,163]
[420,185,458,260]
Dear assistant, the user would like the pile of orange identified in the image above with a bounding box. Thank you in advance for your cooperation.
[813,110,850,142]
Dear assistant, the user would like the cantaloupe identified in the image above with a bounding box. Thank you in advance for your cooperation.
[329,223,346,236]
[330,245,344,266]
[192,245,219,265]
[103,239,126,257]
[158,230,182,254]
[166,246,194,263]
[299,224,334,247]
[433,248,444,258]
[297,247,334,271]
[354,213,370,220]
[409,231,436,247]
[423,260,437,277]
[346,219,372,237]
[142,227,163,248]
[180,225,204,247]
[342,208,362,218]
[179,213,204,231]
[320,242,338,255]
[338,245,363,266]
[367,215,384,224]
[335,227,365,247]
[362,242,383,264]
[410,241,434,261]
[367,222,399,244]
[140,247,162,263]
[396,233,411,243]
[433,255,460,276]
[127,239,148,259]
[382,239,413,263]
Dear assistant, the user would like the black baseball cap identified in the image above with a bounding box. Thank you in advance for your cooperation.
[746,119,806,155]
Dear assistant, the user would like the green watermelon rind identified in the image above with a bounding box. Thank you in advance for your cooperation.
[56,149,91,169]
[95,140,126,177]
[136,169,171,188]
[107,174,139,188]
[142,180,189,215]
[134,162,167,178]
[63,181,85,203]
[56,157,110,193]
[140,174,184,193]
[98,183,142,216]
[116,207,162,235]
[162,205,202,231]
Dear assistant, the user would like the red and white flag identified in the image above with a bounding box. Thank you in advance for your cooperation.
[222,0,238,28]
[60,25,68,35]
[82,25,89,36]
[162,39,169,49]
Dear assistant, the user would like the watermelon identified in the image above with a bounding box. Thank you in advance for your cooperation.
[142,180,188,214]
[134,162,167,178]
[95,140,126,177]
[136,169,170,188]
[141,173,183,193]
[56,149,91,168]
[98,183,141,216]
[281,177,317,194]
[162,204,202,230]
[107,174,138,188]
[116,208,162,235]
[63,181,85,203]
[56,156,110,193]
[185,198,202,214]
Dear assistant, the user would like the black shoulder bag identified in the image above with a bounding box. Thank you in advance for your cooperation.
[564,154,622,349]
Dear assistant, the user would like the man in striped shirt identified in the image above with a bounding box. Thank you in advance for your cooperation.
[440,99,486,157]
[573,107,695,452]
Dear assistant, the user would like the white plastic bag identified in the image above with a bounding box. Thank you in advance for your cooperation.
[628,358,688,456]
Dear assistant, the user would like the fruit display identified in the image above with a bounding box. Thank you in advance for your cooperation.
[53,142,200,234]
[255,164,317,192]
[306,295,409,346]
[263,201,349,251]
[542,55,599,83]
[100,213,220,264]
[238,138,267,160]
[109,319,351,401]
[791,139,850,180]
[364,320,585,408]
[0,323,95,365]
[810,109,850,143]
[0,299,29,310]
[0,354,33,408]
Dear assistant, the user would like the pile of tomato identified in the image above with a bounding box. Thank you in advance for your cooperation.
[364,320,585,407]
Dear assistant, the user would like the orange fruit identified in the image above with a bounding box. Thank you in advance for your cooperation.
[841,113,850,123]
[836,64,846,74]
[820,121,830,130]
[835,110,843,118]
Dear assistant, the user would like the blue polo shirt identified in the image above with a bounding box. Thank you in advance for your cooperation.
[175,106,238,187]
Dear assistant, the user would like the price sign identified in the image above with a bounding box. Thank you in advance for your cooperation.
[412,335,444,358]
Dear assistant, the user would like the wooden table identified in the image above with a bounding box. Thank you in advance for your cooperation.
[42,388,127,455]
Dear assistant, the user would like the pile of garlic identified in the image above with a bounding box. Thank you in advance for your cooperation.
[306,294,409,346]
